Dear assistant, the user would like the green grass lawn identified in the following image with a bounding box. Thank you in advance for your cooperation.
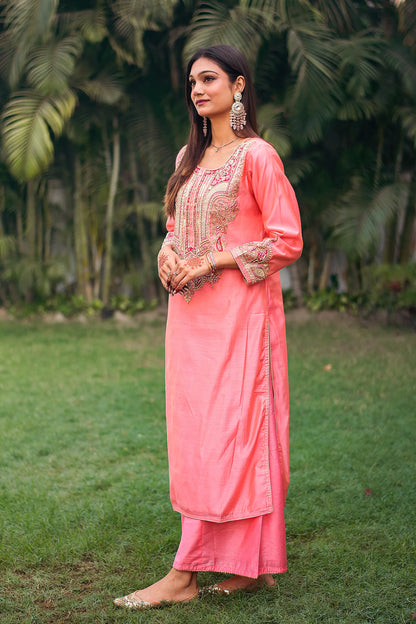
[0,312,415,624]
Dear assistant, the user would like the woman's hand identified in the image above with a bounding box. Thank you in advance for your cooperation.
[158,246,181,293]
[158,249,237,295]
[168,255,211,294]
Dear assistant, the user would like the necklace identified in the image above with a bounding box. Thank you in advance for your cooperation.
[210,137,238,152]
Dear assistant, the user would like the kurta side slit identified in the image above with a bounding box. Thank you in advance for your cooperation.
[173,374,287,578]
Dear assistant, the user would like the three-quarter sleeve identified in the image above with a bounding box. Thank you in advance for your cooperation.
[231,142,303,285]
[161,146,187,247]
[161,215,175,247]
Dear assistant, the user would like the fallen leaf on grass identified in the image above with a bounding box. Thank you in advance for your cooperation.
[323,364,332,371]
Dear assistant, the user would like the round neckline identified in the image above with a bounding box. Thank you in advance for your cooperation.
[196,138,254,172]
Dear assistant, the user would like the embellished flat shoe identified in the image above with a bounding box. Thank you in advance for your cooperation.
[201,577,275,596]
[113,593,156,610]
[201,584,232,596]
[113,590,199,610]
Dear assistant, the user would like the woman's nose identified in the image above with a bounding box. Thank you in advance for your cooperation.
[193,82,203,95]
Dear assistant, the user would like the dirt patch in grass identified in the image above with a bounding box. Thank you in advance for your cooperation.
[4,559,106,624]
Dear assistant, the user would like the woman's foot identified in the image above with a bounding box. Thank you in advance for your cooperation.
[113,568,198,610]
[204,573,275,595]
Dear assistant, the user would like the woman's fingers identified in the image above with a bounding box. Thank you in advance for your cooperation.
[159,254,213,294]
[158,249,181,292]
[166,269,177,294]
[169,256,210,292]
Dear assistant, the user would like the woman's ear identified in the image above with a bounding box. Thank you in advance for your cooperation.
[234,75,246,93]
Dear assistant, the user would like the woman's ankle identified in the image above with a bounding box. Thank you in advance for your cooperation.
[169,568,197,588]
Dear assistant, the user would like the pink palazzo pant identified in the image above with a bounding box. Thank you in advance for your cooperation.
[173,383,287,579]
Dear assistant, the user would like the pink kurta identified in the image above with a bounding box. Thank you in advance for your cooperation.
[164,138,302,528]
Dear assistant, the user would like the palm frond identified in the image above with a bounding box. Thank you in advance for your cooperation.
[337,99,378,122]
[328,178,409,258]
[114,0,177,28]
[107,36,136,66]
[111,0,176,67]
[313,0,360,33]
[26,36,83,95]
[183,0,266,66]
[278,0,321,24]
[283,156,314,185]
[240,0,279,29]
[0,32,30,89]
[336,33,386,99]
[1,89,77,181]
[0,31,18,82]
[0,235,16,259]
[56,10,108,44]
[78,73,125,106]
[395,106,416,148]
[257,103,292,158]
[136,202,164,223]
[384,43,416,100]
[396,0,416,49]
[286,22,342,143]
[1,0,58,88]
[127,99,177,196]
[2,0,58,44]
[8,257,65,298]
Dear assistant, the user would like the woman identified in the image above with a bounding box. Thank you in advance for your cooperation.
[114,44,302,610]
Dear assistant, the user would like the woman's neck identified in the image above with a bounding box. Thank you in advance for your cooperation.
[209,117,237,148]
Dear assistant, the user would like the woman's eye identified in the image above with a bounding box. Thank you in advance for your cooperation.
[204,76,214,82]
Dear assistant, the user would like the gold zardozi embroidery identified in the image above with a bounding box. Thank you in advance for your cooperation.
[168,141,255,302]
[232,238,275,283]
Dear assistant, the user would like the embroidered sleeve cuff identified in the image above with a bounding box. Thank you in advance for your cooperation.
[231,239,275,285]
[161,231,175,248]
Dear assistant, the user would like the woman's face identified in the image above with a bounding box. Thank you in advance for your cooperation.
[189,57,240,120]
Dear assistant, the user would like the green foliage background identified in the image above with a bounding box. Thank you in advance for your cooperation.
[0,0,415,311]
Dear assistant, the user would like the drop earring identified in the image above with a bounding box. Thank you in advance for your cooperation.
[203,116,208,137]
[230,92,246,131]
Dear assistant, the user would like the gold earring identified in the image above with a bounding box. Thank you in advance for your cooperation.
[230,92,246,131]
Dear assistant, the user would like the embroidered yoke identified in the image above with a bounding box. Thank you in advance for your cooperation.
[164,138,302,522]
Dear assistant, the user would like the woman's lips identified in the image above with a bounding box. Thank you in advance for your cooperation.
[196,100,209,106]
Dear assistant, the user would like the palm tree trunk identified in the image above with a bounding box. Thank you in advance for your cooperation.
[36,205,43,260]
[43,194,51,263]
[398,174,416,264]
[289,262,304,307]
[307,241,318,293]
[26,179,36,259]
[168,30,180,91]
[74,154,92,301]
[0,186,5,236]
[319,251,332,291]
[383,132,404,263]
[374,125,384,190]
[92,244,103,300]
[102,117,120,305]
[127,137,149,265]
[126,138,159,300]
[16,202,24,254]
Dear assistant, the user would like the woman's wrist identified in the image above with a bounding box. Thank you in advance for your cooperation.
[205,251,217,274]
[212,250,237,270]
